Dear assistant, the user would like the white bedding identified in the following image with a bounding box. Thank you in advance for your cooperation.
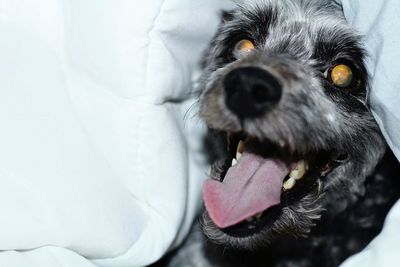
[0,0,399,266]
[340,0,400,265]
[0,0,232,266]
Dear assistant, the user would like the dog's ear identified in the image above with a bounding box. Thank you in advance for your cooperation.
[221,10,234,23]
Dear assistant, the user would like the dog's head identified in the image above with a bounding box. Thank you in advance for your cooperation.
[199,0,386,250]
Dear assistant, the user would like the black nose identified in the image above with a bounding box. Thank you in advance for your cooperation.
[223,67,282,119]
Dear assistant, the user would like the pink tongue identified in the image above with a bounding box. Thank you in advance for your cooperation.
[203,152,289,229]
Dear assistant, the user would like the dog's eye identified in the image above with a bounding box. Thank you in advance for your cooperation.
[232,39,255,59]
[325,64,356,89]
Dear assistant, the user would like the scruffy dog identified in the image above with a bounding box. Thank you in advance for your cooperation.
[157,1,400,267]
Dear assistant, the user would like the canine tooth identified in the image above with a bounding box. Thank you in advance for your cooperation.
[283,177,296,191]
[236,151,242,160]
[289,160,308,180]
[232,158,238,167]
[237,140,245,153]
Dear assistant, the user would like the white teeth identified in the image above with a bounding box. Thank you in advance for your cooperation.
[207,166,211,176]
[236,140,245,160]
[282,160,309,190]
[289,160,308,180]
[237,140,245,153]
[283,177,296,191]
[232,158,238,167]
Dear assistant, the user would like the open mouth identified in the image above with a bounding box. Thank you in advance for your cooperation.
[203,132,344,237]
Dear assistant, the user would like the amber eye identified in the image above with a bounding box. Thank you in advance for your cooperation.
[328,64,354,88]
[232,39,255,59]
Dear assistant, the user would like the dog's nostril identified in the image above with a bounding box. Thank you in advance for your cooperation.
[224,67,282,119]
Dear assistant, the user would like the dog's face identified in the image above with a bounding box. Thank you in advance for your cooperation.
[199,0,386,250]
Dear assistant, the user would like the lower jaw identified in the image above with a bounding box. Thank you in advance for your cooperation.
[220,173,324,238]
[202,182,326,251]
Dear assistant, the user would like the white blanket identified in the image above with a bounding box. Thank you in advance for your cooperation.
[0,0,232,266]
[341,0,400,266]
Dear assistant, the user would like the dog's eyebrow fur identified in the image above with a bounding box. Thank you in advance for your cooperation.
[236,5,278,43]
[313,30,365,63]
[219,6,278,46]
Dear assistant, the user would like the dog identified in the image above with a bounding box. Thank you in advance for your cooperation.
[153,1,400,267]
[164,1,400,267]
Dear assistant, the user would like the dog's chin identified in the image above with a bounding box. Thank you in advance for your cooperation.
[202,130,347,250]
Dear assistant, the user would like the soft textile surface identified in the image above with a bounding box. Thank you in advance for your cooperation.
[342,0,400,160]
[340,0,400,266]
[0,0,232,266]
